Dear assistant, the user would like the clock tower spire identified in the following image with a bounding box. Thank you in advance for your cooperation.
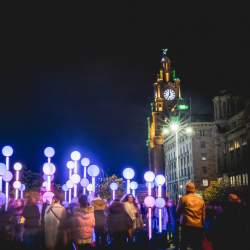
[147,50,182,174]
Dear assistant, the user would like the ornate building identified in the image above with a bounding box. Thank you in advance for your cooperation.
[147,50,182,174]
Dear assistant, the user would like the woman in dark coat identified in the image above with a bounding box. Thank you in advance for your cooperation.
[106,199,133,249]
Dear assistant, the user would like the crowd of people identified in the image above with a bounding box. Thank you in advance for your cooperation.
[0,182,248,250]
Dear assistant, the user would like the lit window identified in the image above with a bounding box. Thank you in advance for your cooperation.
[202,157,207,161]
[234,140,240,149]
[201,141,206,148]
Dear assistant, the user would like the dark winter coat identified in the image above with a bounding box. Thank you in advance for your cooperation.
[106,201,133,235]
[91,198,107,233]
[22,204,40,229]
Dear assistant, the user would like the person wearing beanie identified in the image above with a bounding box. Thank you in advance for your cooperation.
[176,182,205,250]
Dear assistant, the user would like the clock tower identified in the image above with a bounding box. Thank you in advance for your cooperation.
[147,50,182,174]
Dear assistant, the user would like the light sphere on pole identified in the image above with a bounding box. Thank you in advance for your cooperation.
[144,196,155,208]
[42,181,48,188]
[70,173,81,184]
[62,184,69,192]
[87,184,94,192]
[66,161,75,170]
[71,151,81,161]
[20,184,26,192]
[80,178,89,188]
[66,180,74,189]
[122,168,135,180]
[3,171,13,182]
[14,162,22,171]
[44,147,55,158]
[155,197,166,208]
[130,181,138,190]
[144,171,155,183]
[43,163,56,176]
[146,182,155,189]
[87,165,100,177]
[13,180,22,189]
[81,158,90,167]
[0,163,7,176]
[109,182,118,191]
[2,146,14,157]
[43,174,54,182]
[155,175,166,186]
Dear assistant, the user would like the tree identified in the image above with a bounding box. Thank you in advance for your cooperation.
[96,175,124,201]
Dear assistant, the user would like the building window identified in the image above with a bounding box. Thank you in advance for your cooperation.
[201,153,207,161]
[200,141,206,148]
[202,166,207,174]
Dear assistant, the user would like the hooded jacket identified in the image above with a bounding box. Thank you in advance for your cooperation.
[69,206,95,244]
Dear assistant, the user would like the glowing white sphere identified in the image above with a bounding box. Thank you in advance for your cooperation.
[3,171,13,182]
[155,174,166,186]
[70,173,81,184]
[0,163,7,176]
[13,180,22,189]
[80,178,89,188]
[62,184,68,192]
[144,195,155,208]
[87,165,100,177]
[66,180,74,189]
[122,168,135,180]
[71,151,81,161]
[44,147,55,158]
[155,197,166,208]
[14,162,22,171]
[43,174,54,181]
[81,158,90,167]
[144,171,155,182]
[20,184,26,192]
[2,146,14,157]
[66,160,75,170]
[109,182,118,191]
[42,191,54,203]
[130,181,138,190]
[43,163,56,176]
[87,184,94,192]
[146,182,155,189]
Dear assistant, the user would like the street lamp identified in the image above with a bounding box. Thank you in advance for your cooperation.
[44,147,55,163]
[71,151,81,198]
[144,195,155,240]
[66,160,75,201]
[122,168,135,194]
[81,157,90,194]
[2,145,13,211]
[66,180,74,203]
[144,171,155,196]
[13,162,22,199]
[87,165,100,194]
[80,178,89,195]
[43,163,56,192]
[130,181,138,197]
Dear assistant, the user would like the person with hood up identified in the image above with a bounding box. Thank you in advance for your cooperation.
[91,194,107,248]
[44,195,67,250]
[68,194,95,250]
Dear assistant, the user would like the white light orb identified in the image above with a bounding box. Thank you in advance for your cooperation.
[144,195,155,208]
[80,178,89,188]
[3,171,13,182]
[14,162,22,171]
[81,157,90,167]
[42,191,54,203]
[87,184,94,192]
[162,128,170,135]
[71,151,81,161]
[144,171,155,182]
[109,182,118,191]
[130,181,138,190]
[70,173,81,184]
[43,174,54,181]
[20,184,26,192]
[62,184,68,192]
[2,146,14,157]
[155,174,166,186]
[170,122,180,132]
[66,160,75,170]
[87,165,100,177]
[44,147,55,158]
[155,197,166,208]
[43,163,56,176]
[185,127,193,135]
[122,168,135,180]
[66,180,74,189]
[13,180,22,189]
[0,163,7,176]
[146,182,155,189]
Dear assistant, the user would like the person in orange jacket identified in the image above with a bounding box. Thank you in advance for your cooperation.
[176,182,205,250]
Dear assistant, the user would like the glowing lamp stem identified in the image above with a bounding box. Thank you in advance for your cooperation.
[69,189,72,203]
[132,189,135,197]
[112,190,115,200]
[148,207,152,239]
[47,175,51,191]
[21,190,24,199]
[159,208,162,233]
[64,191,67,201]
[5,156,10,211]
[0,176,2,192]
[92,177,95,194]
[158,185,162,197]
[84,166,87,178]
[74,185,77,198]
[148,182,151,196]
[126,179,130,194]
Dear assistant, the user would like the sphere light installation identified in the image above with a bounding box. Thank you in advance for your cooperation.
[71,151,81,161]
[80,178,89,195]
[2,146,14,157]
[43,163,56,192]
[130,181,138,197]
[144,195,155,240]
[44,147,55,161]
[0,163,7,192]
[13,162,23,199]
[122,168,135,194]
[109,182,118,200]
[81,157,90,194]
[20,184,25,199]
[144,171,155,196]
[155,197,166,233]
[66,179,74,203]
[62,184,69,201]
[87,165,100,194]
[70,151,81,198]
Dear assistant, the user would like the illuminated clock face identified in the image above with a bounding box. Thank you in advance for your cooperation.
[163,88,176,101]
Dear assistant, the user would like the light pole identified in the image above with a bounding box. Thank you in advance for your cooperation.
[2,146,13,211]
[13,162,22,199]
[71,151,81,198]
[122,168,135,194]
[3,170,13,210]
[43,163,56,192]
[0,163,7,193]
[81,157,90,194]
[109,182,118,200]
[87,165,100,195]
[66,160,75,201]
[130,181,138,197]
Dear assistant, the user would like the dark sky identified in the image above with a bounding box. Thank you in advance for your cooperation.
[0,3,249,183]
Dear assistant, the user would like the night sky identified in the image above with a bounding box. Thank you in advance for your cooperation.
[0,3,249,183]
